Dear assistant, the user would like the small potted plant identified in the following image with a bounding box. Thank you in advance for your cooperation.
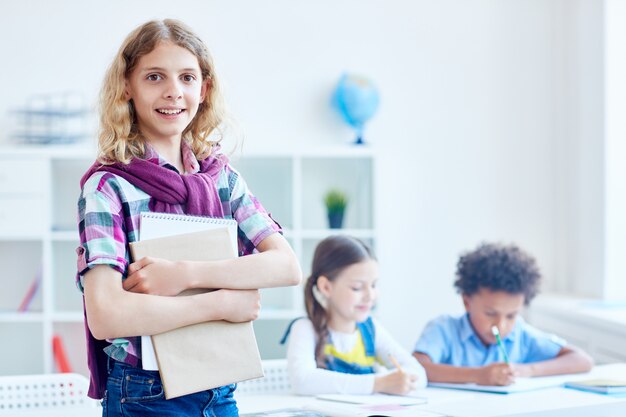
[324,189,348,229]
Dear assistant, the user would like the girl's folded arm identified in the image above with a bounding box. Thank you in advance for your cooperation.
[125,233,301,296]
[188,232,302,289]
[84,265,260,340]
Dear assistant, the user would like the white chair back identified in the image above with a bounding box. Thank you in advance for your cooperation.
[236,359,291,395]
[0,373,99,412]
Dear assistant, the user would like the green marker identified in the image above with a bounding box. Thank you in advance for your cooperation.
[492,325,510,364]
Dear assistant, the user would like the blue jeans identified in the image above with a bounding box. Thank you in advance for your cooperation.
[102,360,239,416]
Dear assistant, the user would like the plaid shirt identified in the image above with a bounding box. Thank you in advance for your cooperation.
[77,142,281,366]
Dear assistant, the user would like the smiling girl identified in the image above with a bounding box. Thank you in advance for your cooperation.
[77,19,301,416]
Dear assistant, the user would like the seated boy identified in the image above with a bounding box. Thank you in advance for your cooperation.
[413,243,593,386]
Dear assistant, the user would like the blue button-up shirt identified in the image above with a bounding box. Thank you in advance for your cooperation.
[414,313,565,366]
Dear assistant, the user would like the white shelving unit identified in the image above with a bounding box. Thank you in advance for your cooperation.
[0,144,376,376]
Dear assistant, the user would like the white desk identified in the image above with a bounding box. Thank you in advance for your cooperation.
[506,402,626,417]
[236,363,626,417]
[7,365,625,417]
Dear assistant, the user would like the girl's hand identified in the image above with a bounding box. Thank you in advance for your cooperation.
[373,370,417,395]
[124,257,188,296]
[214,289,261,322]
[476,363,515,386]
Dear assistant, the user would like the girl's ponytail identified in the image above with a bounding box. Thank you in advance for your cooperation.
[304,274,330,368]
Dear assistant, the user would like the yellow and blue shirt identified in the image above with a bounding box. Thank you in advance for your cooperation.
[282,317,377,374]
[324,317,377,374]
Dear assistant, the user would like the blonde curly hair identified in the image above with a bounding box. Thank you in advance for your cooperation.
[98,19,225,164]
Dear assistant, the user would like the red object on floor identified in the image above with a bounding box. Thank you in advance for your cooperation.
[52,334,73,373]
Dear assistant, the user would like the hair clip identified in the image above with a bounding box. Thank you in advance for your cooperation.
[312,285,328,309]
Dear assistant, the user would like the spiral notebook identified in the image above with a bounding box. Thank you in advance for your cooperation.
[428,373,576,394]
[130,212,263,399]
[139,211,239,243]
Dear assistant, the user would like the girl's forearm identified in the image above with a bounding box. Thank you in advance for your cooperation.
[124,234,301,296]
[184,252,300,289]
[84,266,224,340]
[184,235,301,290]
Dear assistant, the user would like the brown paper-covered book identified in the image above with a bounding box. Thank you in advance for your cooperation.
[130,227,263,399]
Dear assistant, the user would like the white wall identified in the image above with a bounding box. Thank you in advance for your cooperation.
[552,0,605,298]
[0,0,603,350]
[604,0,626,299]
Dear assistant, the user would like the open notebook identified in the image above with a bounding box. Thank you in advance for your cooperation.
[428,372,586,394]
[130,212,263,399]
[316,393,426,406]
[137,212,238,371]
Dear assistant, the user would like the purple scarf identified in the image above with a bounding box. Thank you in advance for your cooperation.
[80,151,228,399]
[79,152,228,216]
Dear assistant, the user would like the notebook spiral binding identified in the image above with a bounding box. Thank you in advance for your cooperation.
[142,212,236,224]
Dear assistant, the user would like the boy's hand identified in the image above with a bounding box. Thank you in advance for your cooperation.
[476,363,515,386]
[374,370,417,395]
[511,363,534,378]
[125,257,187,296]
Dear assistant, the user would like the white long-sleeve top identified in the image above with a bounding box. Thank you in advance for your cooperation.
[286,317,427,395]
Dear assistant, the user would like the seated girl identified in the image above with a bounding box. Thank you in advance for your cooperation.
[282,235,427,395]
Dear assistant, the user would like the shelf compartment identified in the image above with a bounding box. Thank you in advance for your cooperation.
[51,158,93,232]
[301,157,373,230]
[0,158,48,193]
[232,156,293,229]
[0,197,47,236]
[0,241,43,312]
[52,322,89,376]
[52,241,83,312]
[0,323,44,375]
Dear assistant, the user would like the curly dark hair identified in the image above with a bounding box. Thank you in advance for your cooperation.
[453,243,541,305]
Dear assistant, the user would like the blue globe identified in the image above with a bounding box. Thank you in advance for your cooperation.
[332,73,380,144]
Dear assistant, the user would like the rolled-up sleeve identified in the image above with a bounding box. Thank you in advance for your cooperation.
[76,173,128,292]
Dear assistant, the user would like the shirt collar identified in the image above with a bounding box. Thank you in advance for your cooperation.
[459,313,523,344]
[505,315,524,342]
[143,141,200,175]
[459,313,478,343]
